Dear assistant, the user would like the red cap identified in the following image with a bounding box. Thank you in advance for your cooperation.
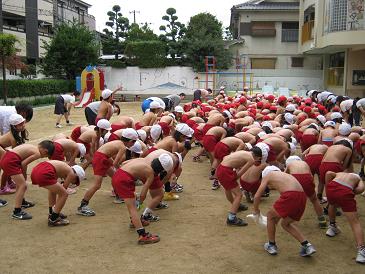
[267,95,275,101]
[183,104,191,112]
[278,95,287,103]
[239,97,247,104]
[305,98,312,105]
[303,106,312,113]
[264,103,271,109]
[269,106,277,111]
[263,115,271,121]
[332,106,340,112]
[257,102,264,109]
[192,100,201,105]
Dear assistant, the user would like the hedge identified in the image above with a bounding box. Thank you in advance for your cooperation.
[7,95,58,107]
[124,41,166,68]
[0,79,75,99]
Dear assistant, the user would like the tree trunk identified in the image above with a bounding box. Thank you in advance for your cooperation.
[1,55,7,105]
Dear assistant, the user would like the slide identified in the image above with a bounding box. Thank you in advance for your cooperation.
[74,88,94,108]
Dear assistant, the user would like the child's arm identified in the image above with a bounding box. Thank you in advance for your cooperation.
[139,171,154,203]
[253,177,268,214]
[113,147,126,168]
[354,180,365,195]
[236,159,254,178]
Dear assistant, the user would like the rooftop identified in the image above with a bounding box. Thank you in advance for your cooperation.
[233,1,299,11]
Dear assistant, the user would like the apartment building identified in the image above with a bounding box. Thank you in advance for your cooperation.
[0,0,95,65]
[299,0,365,97]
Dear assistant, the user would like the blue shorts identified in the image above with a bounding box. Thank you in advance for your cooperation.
[141,99,153,113]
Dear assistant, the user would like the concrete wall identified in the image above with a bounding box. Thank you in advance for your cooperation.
[38,0,54,24]
[2,0,25,17]
[346,49,365,97]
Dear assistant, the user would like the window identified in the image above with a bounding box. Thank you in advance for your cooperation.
[329,0,347,32]
[282,22,299,42]
[327,52,345,86]
[251,58,276,69]
[251,22,276,37]
[291,57,304,68]
[240,23,252,36]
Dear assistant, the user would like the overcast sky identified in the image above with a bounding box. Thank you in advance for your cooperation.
[87,0,245,33]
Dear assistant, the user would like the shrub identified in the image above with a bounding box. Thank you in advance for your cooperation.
[124,40,166,68]
[7,95,58,107]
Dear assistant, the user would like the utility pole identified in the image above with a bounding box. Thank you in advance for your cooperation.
[129,10,140,24]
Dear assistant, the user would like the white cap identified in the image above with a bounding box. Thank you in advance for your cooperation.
[158,153,174,172]
[151,124,162,141]
[339,123,351,136]
[127,140,143,154]
[174,106,183,113]
[331,112,342,120]
[307,90,317,96]
[261,121,273,130]
[284,113,294,125]
[102,89,113,99]
[77,143,86,157]
[316,115,326,125]
[324,121,336,128]
[9,114,25,126]
[219,90,225,94]
[223,110,232,119]
[150,101,161,109]
[262,166,280,178]
[174,152,183,166]
[122,128,139,141]
[257,131,266,138]
[285,155,302,166]
[72,165,85,181]
[168,113,176,120]
[245,143,253,150]
[291,136,297,146]
[104,132,111,143]
[220,86,225,90]
[176,123,194,137]
[97,119,112,131]
[308,123,320,131]
[137,129,147,141]
[99,137,104,146]
[288,142,296,155]
[255,142,270,163]
[285,104,296,112]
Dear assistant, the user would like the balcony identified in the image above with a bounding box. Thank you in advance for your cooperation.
[251,29,276,37]
[282,29,299,42]
[301,20,314,44]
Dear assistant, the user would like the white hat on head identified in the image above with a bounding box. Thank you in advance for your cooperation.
[307,90,317,97]
[174,106,183,113]
[285,104,296,112]
[261,121,273,130]
[339,123,351,136]
[220,86,225,90]
[288,142,296,155]
[150,124,162,141]
[257,131,266,138]
[285,155,301,167]
[176,123,194,137]
[262,166,280,178]
[291,136,297,145]
[97,119,112,131]
[122,128,138,141]
[127,140,143,154]
[174,152,183,166]
[284,113,294,125]
[223,110,233,119]
[137,129,147,142]
[331,112,342,120]
[99,137,104,146]
[254,142,270,163]
[316,115,326,125]
[77,143,86,157]
[72,165,85,181]
[308,123,320,131]
[150,101,161,109]
[324,121,336,128]
[245,143,253,150]
[158,153,174,172]
[168,113,176,120]
[9,114,25,126]
[102,89,113,99]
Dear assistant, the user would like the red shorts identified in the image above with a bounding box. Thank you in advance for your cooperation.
[31,162,57,187]
[202,124,214,136]
[322,140,333,147]
[216,164,238,190]
[50,142,65,161]
[181,114,189,123]
[326,181,356,212]
[70,126,81,141]
[202,135,219,152]
[146,147,157,155]
[76,139,91,155]
[92,151,113,176]
[135,122,143,130]
[319,162,344,185]
[108,133,120,142]
[159,122,170,136]
[300,134,318,152]
[291,173,315,197]
[214,142,230,160]
[355,140,365,155]
[305,154,323,175]
[240,179,260,193]
[112,169,136,199]
[266,143,277,162]
[149,175,163,190]
[186,119,198,130]
[194,128,204,141]
[274,191,307,221]
[295,129,303,142]
[0,151,22,176]
[111,124,125,132]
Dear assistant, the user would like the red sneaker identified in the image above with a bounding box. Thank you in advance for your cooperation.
[138,233,160,245]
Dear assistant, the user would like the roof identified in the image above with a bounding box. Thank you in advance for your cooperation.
[233,1,299,11]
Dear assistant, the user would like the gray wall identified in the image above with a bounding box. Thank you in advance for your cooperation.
[25,0,39,61]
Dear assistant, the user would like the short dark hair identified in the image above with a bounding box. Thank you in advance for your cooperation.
[179,93,186,97]
[151,158,164,174]
[15,104,33,122]
[225,128,235,137]
[207,88,212,93]
[38,140,55,157]
[262,126,273,134]
[252,146,262,157]
[334,139,352,150]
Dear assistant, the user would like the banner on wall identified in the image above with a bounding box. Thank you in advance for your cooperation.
[347,0,365,30]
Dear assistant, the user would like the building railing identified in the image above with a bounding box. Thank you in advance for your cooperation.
[3,25,25,33]
[282,29,299,42]
[301,20,314,44]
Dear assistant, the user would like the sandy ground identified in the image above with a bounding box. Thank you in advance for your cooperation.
[1,102,365,274]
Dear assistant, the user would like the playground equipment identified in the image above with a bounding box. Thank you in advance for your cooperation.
[74,65,105,108]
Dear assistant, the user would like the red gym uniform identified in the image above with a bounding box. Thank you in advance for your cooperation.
[202,135,219,153]
[111,124,125,132]
[300,135,318,152]
[240,179,260,194]
[70,126,82,142]
[216,164,237,190]
[291,173,315,197]
[31,162,57,187]
[112,169,136,199]
[305,154,323,175]
[158,122,170,135]
[273,191,307,221]
[214,142,230,160]
[319,162,343,184]
[326,180,356,212]
[50,142,65,161]
[108,133,120,142]
[92,151,113,176]
[0,151,23,176]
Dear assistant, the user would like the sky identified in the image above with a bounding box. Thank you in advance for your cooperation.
[87,0,246,34]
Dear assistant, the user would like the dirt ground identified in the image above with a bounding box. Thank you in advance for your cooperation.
[1,102,365,274]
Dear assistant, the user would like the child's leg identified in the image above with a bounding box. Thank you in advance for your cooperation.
[328,204,337,223]
[147,188,164,210]
[343,211,365,248]
[125,198,142,229]
[224,189,234,204]
[267,209,280,243]
[0,173,7,189]
[281,217,306,243]
[83,175,103,202]
[12,174,27,208]
[48,190,57,209]
[309,194,324,217]
[56,114,63,125]
[44,183,68,214]
[230,186,243,214]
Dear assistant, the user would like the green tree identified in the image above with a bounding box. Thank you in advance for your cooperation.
[127,23,159,42]
[159,8,186,59]
[103,5,130,59]
[183,13,232,71]
[40,22,99,80]
[0,33,19,104]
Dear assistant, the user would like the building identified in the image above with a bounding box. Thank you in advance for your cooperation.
[0,0,95,66]
[299,0,365,97]
[230,0,323,91]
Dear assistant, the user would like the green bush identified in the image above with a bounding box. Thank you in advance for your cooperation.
[0,79,75,99]
[7,95,58,107]
[99,59,127,68]
[125,40,166,68]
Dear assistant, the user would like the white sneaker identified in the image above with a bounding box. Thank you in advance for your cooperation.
[326,224,341,237]
[56,124,62,128]
[356,247,365,264]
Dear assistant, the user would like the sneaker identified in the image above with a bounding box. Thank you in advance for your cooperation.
[129,218,150,228]
[171,184,183,193]
[113,196,125,204]
[48,217,70,227]
[300,243,316,257]
[0,199,8,207]
[238,203,248,212]
[326,224,341,237]
[226,216,248,226]
[66,122,74,126]
[142,213,160,222]
[135,180,143,186]
[264,242,278,255]
[155,201,169,210]
[211,180,220,190]
[21,200,35,209]
[56,124,62,128]
[77,205,95,216]
[110,189,116,197]
[138,233,160,245]
[319,197,327,204]
[318,218,327,229]
[66,187,77,195]
[163,192,179,201]
[7,179,16,189]
[12,210,32,220]
[0,186,16,195]
[175,183,184,189]
[49,212,67,219]
[244,190,253,203]
[356,247,365,264]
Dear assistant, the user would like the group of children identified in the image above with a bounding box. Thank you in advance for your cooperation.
[1,87,365,263]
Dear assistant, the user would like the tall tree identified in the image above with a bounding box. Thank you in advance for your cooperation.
[40,22,99,80]
[127,23,158,42]
[182,13,232,71]
[103,5,130,59]
[0,33,18,104]
[159,8,186,59]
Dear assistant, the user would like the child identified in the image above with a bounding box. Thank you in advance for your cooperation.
[324,171,365,264]
[318,121,336,146]
[240,161,267,203]
[49,138,86,166]
[253,166,316,257]
[31,160,85,226]
[54,93,75,128]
